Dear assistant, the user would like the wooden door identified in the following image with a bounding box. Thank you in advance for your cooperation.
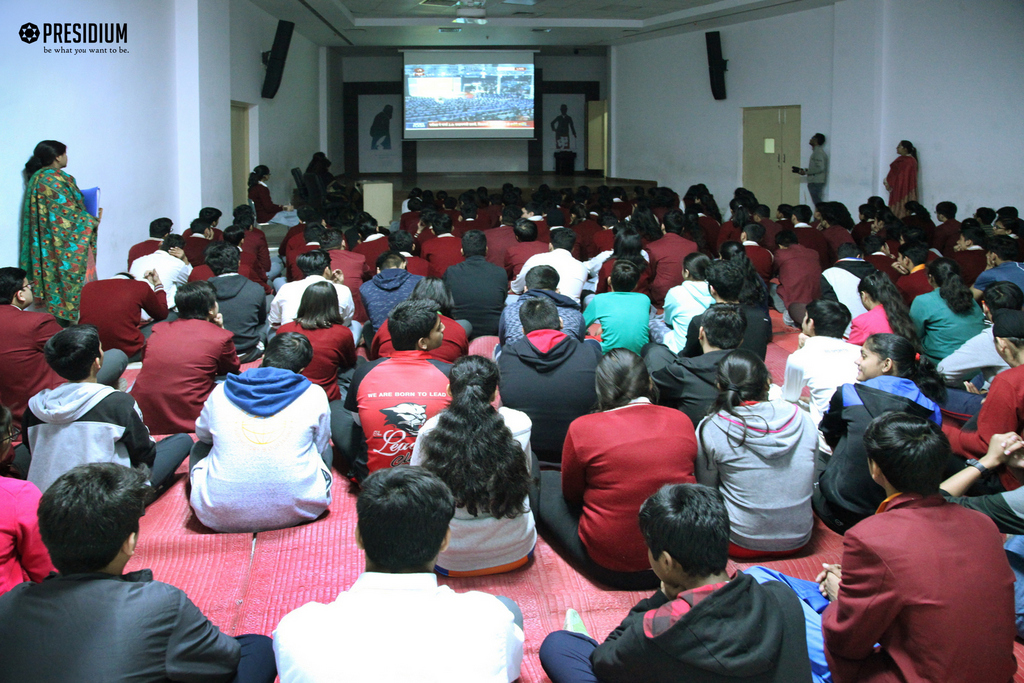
[230,102,250,208]
[586,100,607,172]
[742,105,802,209]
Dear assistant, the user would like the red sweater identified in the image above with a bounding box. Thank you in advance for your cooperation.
[183,233,222,268]
[647,233,698,307]
[793,226,830,269]
[0,306,64,425]
[949,364,1024,459]
[484,226,518,270]
[744,243,775,282]
[596,258,652,296]
[241,227,271,274]
[276,322,356,402]
[952,249,987,287]
[716,221,743,252]
[591,229,616,256]
[561,402,698,572]
[774,245,822,306]
[896,267,932,306]
[370,316,468,364]
[131,319,240,434]
[421,235,465,278]
[570,220,603,260]
[0,477,55,595]
[352,236,390,272]
[248,183,283,223]
[79,279,169,358]
[931,219,962,257]
[504,241,549,280]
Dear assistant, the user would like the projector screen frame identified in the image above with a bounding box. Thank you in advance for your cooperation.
[400,49,539,142]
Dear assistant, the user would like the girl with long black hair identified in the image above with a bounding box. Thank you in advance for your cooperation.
[910,258,985,364]
[849,270,919,346]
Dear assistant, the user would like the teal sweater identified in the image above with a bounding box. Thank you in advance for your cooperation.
[583,291,651,355]
[910,289,985,364]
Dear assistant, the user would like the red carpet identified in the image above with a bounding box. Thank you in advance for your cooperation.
[117,319,1024,681]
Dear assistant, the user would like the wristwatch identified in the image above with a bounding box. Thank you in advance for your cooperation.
[965,458,992,477]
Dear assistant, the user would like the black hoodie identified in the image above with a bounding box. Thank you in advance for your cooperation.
[646,347,733,428]
[591,573,812,683]
[211,273,267,354]
[497,330,601,464]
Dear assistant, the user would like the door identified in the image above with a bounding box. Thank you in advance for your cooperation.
[230,102,250,208]
[586,100,607,172]
[742,105,801,209]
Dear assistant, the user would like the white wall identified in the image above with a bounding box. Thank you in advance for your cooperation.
[230,0,322,206]
[610,0,1024,216]
[0,0,180,276]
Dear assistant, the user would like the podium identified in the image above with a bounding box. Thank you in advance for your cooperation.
[357,180,394,227]
[554,151,577,176]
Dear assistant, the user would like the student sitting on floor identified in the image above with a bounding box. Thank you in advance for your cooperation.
[678,259,772,360]
[539,482,812,683]
[583,260,651,355]
[411,356,535,577]
[78,269,169,362]
[938,280,1021,389]
[127,216,172,268]
[0,404,55,594]
[661,252,715,354]
[772,229,823,328]
[847,270,918,346]
[894,242,932,306]
[780,299,860,427]
[697,350,818,558]
[0,463,277,683]
[370,277,470,363]
[23,325,191,495]
[817,413,1016,683]
[269,250,355,333]
[971,235,1024,299]
[202,242,268,364]
[815,333,944,534]
[498,297,601,466]
[645,303,747,427]
[498,265,585,348]
[342,300,452,482]
[131,281,241,435]
[274,466,524,683]
[443,230,508,338]
[359,251,424,339]
[910,258,985,365]
[128,233,192,311]
[536,350,697,590]
[189,332,332,533]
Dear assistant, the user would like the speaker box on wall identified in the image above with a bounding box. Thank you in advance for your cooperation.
[705,31,728,100]
[261,20,295,99]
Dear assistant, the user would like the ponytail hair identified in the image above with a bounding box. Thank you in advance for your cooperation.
[420,356,530,519]
[248,165,270,189]
[863,333,946,404]
[927,258,976,316]
[857,271,918,346]
[698,349,771,451]
[24,140,66,180]
[899,139,918,160]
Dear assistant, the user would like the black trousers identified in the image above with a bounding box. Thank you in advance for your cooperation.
[535,470,659,591]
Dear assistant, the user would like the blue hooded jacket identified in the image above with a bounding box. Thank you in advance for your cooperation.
[224,367,311,417]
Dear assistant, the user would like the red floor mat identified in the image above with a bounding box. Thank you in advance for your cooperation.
[125,473,254,635]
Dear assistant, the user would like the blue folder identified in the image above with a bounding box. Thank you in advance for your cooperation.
[80,187,100,217]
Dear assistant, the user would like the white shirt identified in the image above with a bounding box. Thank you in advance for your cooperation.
[510,248,588,302]
[269,275,354,327]
[273,571,524,683]
[128,250,192,311]
[822,259,869,331]
[780,335,861,426]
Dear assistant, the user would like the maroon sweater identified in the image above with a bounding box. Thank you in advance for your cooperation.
[276,322,356,402]
[79,279,169,358]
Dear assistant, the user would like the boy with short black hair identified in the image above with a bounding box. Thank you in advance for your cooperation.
[894,242,932,306]
[0,463,277,683]
[679,259,772,359]
[583,260,651,355]
[24,325,191,494]
[539,482,811,683]
[274,467,524,682]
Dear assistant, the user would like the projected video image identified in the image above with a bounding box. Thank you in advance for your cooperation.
[404,63,535,131]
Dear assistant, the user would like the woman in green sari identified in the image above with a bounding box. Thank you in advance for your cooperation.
[20,140,102,323]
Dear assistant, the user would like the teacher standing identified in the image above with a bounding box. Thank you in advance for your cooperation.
[884,139,918,219]
[20,140,102,324]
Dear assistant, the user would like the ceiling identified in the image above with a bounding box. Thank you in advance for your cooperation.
[247,0,832,48]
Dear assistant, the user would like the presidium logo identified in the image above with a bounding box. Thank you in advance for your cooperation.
[19,21,129,54]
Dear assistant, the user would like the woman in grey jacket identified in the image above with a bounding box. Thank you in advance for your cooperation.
[696,349,818,557]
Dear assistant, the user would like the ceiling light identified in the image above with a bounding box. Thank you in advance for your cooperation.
[439,27,462,32]
[420,0,460,6]
[503,0,537,5]
[531,28,551,32]
[452,17,488,24]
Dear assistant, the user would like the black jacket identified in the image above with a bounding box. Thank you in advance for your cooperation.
[211,273,267,354]
[683,305,772,360]
[591,573,811,683]
[443,256,508,337]
[497,332,601,464]
[0,570,240,682]
[645,347,732,427]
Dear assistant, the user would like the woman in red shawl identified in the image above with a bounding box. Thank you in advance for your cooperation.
[884,139,918,219]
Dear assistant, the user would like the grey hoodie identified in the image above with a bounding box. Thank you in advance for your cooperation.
[24,383,156,492]
[696,400,817,552]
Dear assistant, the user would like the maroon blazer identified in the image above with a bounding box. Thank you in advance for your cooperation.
[279,223,307,256]
[399,211,421,234]
[0,306,64,425]
[793,226,831,269]
[329,249,371,323]
[352,236,390,272]
[757,218,781,251]
[591,229,616,256]
[774,244,822,306]
[697,216,721,252]
[821,226,856,264]
[596,258,652,296]
[822,493,1016,683]
[131,319,240,434]
[851,221,873,246]
[287,243,321,282]
[452,217,483,239]
[183,229,224,268]
[248,184,283,223]
[241,227,271,274]
[716,221,743,252]
[865,253,901,284]
[79,279,168,359]
[127,239,161,269]
[504,241,549,280]
[931,219,962,257]
[570,220,603,260]
[896,268,932,307]
[647,233,698,307]
[484,225,519,271]
[744,243,775,282]
[370,316,468,364]
[951,249,987,287]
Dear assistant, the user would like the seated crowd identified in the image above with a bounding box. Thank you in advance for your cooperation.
[3,174,1024,682]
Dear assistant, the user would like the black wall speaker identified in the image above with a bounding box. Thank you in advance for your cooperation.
[705,31,727,100]
[261,20,295,99]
